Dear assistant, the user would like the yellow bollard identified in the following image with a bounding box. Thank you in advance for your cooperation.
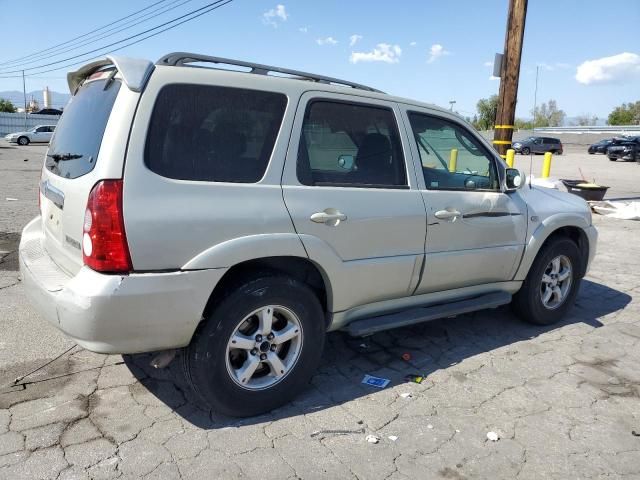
[448,148,458,173]
[506,149,515,168]
[542,151,553,178]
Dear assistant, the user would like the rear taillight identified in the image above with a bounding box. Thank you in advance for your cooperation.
[82,179,132,273]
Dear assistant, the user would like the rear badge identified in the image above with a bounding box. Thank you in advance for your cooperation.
[65,235,81,250]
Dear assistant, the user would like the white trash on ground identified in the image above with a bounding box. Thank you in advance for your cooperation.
[366,434,380,444]
[486,431,500,442]
[590,200,640,220]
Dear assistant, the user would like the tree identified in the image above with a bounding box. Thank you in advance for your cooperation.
[514,118,533,130]
[0,98,16,113]
[607,101,640,125]
[531,99,566,127]
[475,95,498,131]
[575,114,597,126]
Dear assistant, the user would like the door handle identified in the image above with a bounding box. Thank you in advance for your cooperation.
[434,209,461,220]
[310,210,347,225]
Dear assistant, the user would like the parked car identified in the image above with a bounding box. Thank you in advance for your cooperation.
[4,125,56,145]
[512,136,563,155]
[20,53,597,416]
[587,139,614,154]
[31,108,63,116]
[607,136,640,162]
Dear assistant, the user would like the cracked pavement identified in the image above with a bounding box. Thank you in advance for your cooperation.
[1,143,639,479]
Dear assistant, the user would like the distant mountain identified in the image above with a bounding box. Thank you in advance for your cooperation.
[0,89,70,110]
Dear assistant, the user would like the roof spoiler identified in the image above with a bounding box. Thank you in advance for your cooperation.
[67,56,154,94]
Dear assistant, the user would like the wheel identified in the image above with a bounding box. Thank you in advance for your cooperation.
[512,237,582,326]
[608,157,616,162]
[183,275,325,417]
[17,136,29,146]
[588,151,594,155]
[521,147,530,155]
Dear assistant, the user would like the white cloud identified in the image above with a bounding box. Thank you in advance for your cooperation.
[299,26,308,33]
[555,62,571,69]
[576,52,640,85]
[409,41,417,47]
[483,61,494,67]
[316,36,338,46]
[427,44,449,63]
[489,75,500,81]
[349,34,363,47]
[263,4,288,27]
[350,43,402,64]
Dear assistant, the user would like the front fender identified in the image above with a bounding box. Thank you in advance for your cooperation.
[514,213,590,281]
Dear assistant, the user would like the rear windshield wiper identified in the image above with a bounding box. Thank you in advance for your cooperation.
[47,153,83,161]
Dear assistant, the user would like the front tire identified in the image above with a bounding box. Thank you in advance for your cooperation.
[522,147,530,155]
[183,275,325,417]
[17,136,29,146]
[608,156,616,162]
[512,237,582,326]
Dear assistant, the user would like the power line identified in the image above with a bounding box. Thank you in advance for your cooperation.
[0,0,234,79]
[0,0,172,67]
[0,0,231,75]
[0,0,196,70]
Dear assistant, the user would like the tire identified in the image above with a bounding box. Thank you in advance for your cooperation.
[512,237,582,326]
[608,157,616,162]
[17,136,29,146]
[183,275,325,417]
[521,147,530,155]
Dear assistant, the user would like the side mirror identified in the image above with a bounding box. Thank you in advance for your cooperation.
[337,154,355,171]
[505,168,524,191]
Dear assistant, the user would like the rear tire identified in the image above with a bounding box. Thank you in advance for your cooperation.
[512,237,582,326]
[183,275,325,417]
[17,136,29,146]
[608,157,616,162]
[522,147,530,155]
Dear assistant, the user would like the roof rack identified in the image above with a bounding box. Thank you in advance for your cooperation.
[156,52,385,94]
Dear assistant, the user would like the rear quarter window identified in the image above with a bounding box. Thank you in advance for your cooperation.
[144,84,287,183]
[45,78,121,179]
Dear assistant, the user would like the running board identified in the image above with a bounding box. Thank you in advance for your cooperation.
[346,291,512,337]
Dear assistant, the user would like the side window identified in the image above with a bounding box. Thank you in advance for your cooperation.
[408,112,499,191]
[297,100,407,188]
[145,84,287,183]
[36,126,46,132]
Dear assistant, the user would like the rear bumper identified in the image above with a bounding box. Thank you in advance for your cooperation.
[19,217,227,354]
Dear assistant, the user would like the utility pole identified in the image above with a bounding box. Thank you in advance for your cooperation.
[22,70,28,130]
[493,0,528,158]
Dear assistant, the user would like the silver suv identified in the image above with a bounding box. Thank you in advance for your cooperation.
[20,53,597,417]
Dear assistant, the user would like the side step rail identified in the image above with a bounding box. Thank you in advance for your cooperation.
[346,291,512,337]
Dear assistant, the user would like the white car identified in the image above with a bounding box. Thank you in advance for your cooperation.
[4,125,56,145]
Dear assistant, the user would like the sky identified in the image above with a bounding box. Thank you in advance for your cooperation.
[0,0,638,119]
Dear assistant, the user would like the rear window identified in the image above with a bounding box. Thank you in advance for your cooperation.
[45,78,120,179]
[145,84,287,183]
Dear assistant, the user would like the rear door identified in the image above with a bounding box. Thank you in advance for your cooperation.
[40,72,136,275]
[282,92,426,312]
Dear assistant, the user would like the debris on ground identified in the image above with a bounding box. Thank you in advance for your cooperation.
[388,435,398,442]
[632,430,640,437]
[399,392,412,399]
[590,200,640,220]
[6,197,18,201]
[365,434,380,444]
[401,352,412,361]
[486,431,500,442]
[310,428,365,438]
[404,373,425,384]
[362,374,390,389]
[427,424,434,429]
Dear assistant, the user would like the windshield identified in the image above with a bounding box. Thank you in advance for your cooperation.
[45,78,120,179]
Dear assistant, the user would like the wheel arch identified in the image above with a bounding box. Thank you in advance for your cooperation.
[201,255,333,328]
[515,215,591,281]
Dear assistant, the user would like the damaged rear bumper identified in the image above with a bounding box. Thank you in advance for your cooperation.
[19,217,226,354]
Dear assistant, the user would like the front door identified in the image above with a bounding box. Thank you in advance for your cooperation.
[401,109,528,294]
[282,93,427,312]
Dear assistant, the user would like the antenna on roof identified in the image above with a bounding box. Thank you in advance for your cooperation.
[529,65,539,189]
